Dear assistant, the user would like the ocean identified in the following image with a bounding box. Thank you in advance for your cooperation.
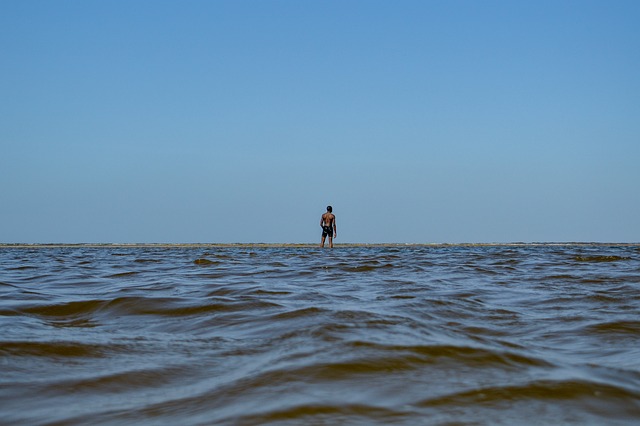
[1,244,639,425]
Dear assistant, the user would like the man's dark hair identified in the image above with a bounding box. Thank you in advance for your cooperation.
[327,206,332,212]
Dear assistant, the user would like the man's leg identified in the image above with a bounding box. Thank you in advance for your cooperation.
[329,235,333,248]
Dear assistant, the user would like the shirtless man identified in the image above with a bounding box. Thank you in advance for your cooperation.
[320,206,336,248]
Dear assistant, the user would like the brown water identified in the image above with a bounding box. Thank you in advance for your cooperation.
[1,244,639,425]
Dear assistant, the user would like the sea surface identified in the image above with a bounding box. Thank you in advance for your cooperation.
[1,244,639,425]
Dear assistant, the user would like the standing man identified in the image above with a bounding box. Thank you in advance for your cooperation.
[320,205,336,248]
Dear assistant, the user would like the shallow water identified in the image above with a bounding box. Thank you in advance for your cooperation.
[1,244,639,425]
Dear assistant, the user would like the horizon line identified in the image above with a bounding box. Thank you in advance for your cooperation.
[1,242,639,248]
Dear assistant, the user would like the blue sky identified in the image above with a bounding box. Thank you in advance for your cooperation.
[1,0,639,243]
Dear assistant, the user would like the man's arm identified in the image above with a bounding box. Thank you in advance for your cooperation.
[333,216,337,237]
[320,215,324,227]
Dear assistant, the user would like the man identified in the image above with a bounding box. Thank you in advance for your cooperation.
[320,205,336,248]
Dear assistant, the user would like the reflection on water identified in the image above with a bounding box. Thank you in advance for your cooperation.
[1,244,639,425]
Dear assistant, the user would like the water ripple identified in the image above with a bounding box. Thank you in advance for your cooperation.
[1,244,639,425]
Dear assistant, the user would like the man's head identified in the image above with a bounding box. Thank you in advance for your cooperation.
[327,206,332,213]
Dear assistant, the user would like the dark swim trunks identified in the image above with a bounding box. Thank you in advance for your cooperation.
[322,226,333,238]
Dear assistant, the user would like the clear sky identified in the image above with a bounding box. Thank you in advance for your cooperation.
[1,0,639,244]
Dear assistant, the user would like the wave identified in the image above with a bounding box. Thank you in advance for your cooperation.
[0,340,112,358]
[9,296,283,321]
[2,244,639,425]
[574,255,631,262]
[417,379,640,408]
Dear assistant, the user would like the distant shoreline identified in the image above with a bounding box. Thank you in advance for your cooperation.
[1,242,638,249]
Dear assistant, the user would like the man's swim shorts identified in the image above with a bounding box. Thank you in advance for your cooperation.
[322,226,333,237]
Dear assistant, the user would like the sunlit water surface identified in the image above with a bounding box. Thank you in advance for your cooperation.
[1,245,639,425]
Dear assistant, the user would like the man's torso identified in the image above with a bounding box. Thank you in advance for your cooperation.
[322,213,334,227]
